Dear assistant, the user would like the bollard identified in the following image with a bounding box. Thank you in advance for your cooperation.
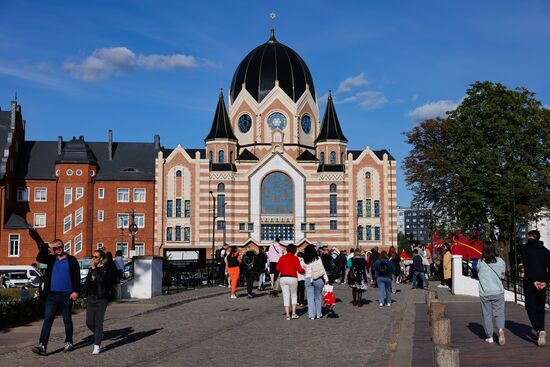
[425,289,438,306]
[429,302,446,325]
[433,345,459,367]
[432,317,451,345]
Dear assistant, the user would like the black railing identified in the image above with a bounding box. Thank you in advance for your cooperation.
[162,260,216,294]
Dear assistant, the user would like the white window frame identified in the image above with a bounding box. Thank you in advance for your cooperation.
[34,213,46,228]
[116,243,128,257]
[64,187,73,207]
[98,210,104,222]
[134,243,145,256]
[96,243,104,250]
[63,214,72,233]
[134,213,145,228]
[117,188,130,203]
[34,187,47,202]
[8,234,20,257]
[64,240,71,255]
[74,233,82,254]
[133,188,146,203]
[16,187,29,202]
[98,188,105,199]
[76,187,84,200]
[117,213,129,228]
[75,207,83,226]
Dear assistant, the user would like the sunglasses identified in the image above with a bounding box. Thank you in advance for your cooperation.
[52,246,63,251]
[92,255,101,259]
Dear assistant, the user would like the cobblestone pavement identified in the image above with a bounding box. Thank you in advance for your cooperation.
[0,283,415,367]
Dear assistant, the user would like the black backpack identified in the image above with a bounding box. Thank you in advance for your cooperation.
[378,261,389,277]
[243,255,254,270]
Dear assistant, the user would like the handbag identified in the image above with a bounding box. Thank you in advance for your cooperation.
[312,260,326,280]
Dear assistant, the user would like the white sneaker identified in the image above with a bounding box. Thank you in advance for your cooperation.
[485,337,494,343]
[498,329,505,346]
[538,331,546,347]
[92,345,101,355]
[230,294,237,299]
[386,303,391,307]
[379,303,384,307]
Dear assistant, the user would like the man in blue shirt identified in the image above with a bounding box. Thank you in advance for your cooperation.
[32,239,80,356]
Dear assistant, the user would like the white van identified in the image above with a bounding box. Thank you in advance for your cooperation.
[0,266,42,282]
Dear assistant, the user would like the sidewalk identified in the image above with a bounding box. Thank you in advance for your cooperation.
[411,288,550,367]
[0,286,230,354]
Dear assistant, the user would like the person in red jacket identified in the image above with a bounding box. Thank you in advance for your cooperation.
[276,244,305,320]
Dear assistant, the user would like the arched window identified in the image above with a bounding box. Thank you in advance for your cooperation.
[329,184,337,217]
[217,183,225,217]
[341,152,344,164]
[217,183,225,192]
[366,172,371,179]
[229,151,233,163]
[320,152,325,164]
[218,150,225,163]
[209,151,213,163]
[330,151,336,164]
[176,170,182,177]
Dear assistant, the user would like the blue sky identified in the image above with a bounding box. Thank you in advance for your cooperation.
[1,0,549,207]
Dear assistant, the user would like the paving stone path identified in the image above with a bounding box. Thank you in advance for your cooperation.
[0,283,414,367]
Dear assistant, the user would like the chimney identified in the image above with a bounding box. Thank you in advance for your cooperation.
[108,130,113,161]
[57,136,63,155]
[154,134,160,150]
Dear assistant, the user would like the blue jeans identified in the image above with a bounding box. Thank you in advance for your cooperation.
[412,271,429,289]
[305,277,324,318]
[377,277,392,305]
[39,292,74,346]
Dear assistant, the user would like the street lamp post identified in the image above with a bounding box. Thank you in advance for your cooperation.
[209,191,216,286]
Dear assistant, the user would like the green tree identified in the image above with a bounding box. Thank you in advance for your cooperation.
[404,81,550,270]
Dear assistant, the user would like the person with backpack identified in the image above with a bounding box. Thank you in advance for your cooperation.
[477,241,506,345]
[369,246,380,287]
[241,250,257,298]
[215,245,228,286]
[374,251,395,307]
[267,238,283,295]
[226,246,241,299]
[320,247,335,282]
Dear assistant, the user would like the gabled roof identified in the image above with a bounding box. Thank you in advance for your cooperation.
[348,149,395,161]
[5,212,32,229]
[205,90,237,142]
[236,149,258,161]
[315,92,348,143]
[317,164,345,173]
[296,150,318,161]
[210,163,237,172]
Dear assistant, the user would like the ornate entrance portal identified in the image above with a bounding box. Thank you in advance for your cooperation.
[260,171,294,240]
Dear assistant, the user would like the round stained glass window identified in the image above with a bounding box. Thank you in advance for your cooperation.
[301,115,311,134]
[267,112,287,130]
[238,114,252,133]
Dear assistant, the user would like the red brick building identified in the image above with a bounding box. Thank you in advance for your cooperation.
[0,100,159,265]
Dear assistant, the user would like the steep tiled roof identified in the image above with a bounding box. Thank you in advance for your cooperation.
[315,92,347,143]
[205,90,237,141]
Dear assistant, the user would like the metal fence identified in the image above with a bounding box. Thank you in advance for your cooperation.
[162,260,216,294]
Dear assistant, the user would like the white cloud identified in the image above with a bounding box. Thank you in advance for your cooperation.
[411,94,419,102]
[356,91,388,110]
[336,72,369,93]
[407,99,459,121]
[64,47,208,82]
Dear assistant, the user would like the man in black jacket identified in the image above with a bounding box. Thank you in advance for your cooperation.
[522,230,550,347]
[412,249,429,289]
[32,239,80,356]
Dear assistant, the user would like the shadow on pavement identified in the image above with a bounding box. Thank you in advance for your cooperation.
[466,322,486,340]
[506,320,536,344]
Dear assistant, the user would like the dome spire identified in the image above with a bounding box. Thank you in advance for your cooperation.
[269,12,277,43]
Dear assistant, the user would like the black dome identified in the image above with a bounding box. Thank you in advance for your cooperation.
[230,30,316,103]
